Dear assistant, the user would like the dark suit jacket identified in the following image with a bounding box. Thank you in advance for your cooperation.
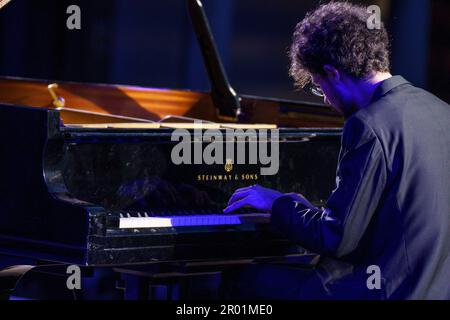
[271,76,450,299]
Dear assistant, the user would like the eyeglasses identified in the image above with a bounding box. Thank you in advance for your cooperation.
[304,82,325,98]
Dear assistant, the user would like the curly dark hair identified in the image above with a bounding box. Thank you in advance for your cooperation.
[289,1,391,89]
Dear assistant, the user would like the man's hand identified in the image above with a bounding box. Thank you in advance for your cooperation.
[223,184,284,213]
[283,192,318,211]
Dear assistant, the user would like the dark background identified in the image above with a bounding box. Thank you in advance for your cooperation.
[0,0,448,104]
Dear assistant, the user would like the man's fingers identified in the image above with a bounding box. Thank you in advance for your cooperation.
[234,185,255,193]
[223,197,250,213]
[227,190,251,206]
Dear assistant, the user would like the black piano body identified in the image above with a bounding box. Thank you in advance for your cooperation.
[0,104,341,266]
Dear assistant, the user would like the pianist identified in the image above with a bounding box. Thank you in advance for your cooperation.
[223,2,450,300]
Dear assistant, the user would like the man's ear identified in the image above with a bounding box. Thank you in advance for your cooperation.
[323,65,340,82]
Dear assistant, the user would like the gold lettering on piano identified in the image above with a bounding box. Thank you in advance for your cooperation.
[197,173,259,182]
[224,159,233,173]
[242,174,259,180]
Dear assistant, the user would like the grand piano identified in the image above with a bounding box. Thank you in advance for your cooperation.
[0,0,343,299]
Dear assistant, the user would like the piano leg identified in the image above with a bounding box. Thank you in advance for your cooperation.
[117,273,181,300]
[0,265,35,300]
[114,265,221,300]
[5,264,122,300]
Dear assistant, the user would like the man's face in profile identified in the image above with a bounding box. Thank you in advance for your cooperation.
[311,72,355,119]
[312,73,344,116]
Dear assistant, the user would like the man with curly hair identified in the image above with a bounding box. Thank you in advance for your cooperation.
[223,2,450,299]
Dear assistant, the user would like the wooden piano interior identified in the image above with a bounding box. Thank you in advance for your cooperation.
[0,76,343,129]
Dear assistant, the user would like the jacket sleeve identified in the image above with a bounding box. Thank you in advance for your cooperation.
[270,116,387,258]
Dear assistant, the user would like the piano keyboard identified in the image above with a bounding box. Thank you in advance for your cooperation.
[117,210,271,229]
